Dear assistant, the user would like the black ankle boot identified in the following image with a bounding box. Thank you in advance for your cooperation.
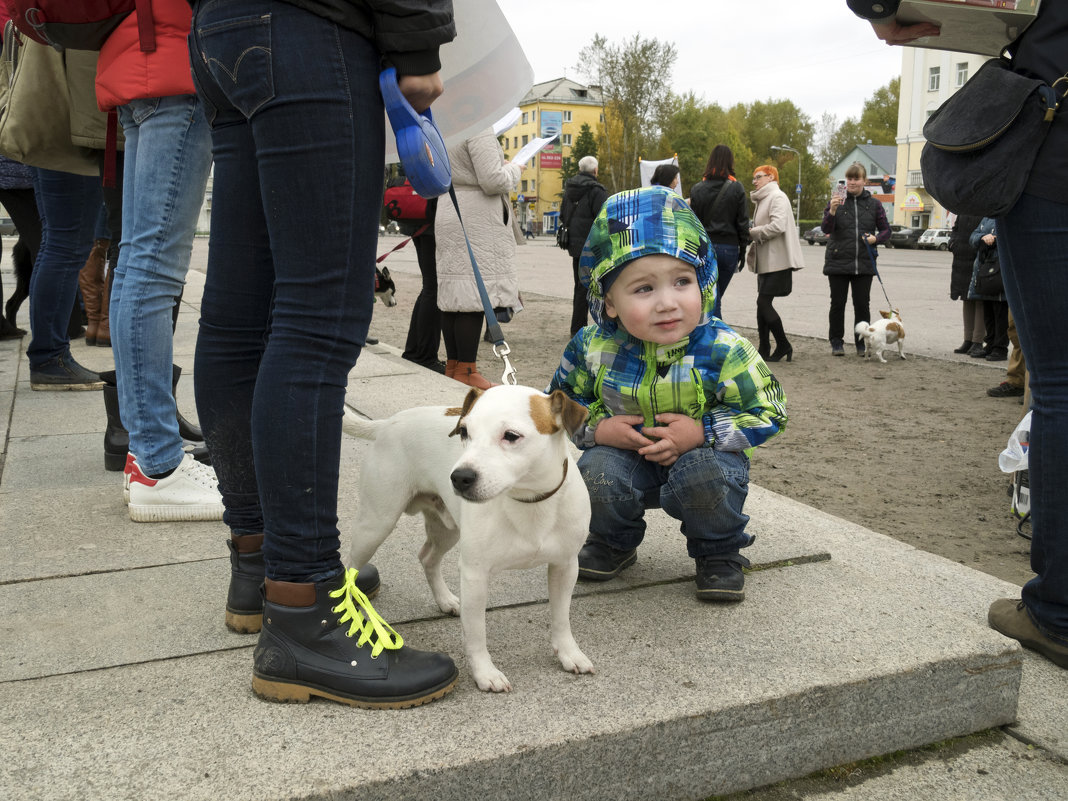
[253,569,457,708]
[227,536,382,634]
[226,534,267,634]
[172,364,204,442]
[767,320,792,362]
[102,382,129,472]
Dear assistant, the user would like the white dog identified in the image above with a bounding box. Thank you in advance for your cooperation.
[855,310,906,363]
[343,385,594,692]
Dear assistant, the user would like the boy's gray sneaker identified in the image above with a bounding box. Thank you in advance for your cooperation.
[30,355,104,390]
[577,540,637,581]
[695,554,750,602]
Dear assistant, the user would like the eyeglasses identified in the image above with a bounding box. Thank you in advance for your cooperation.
[752,174,769,181]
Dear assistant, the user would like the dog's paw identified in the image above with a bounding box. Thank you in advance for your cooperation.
[899,354,907,360]
[555,645,594,676]
[472,665,512,693]
[435,591,460,616]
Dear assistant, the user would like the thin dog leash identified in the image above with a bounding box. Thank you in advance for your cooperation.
[446,184,518,385]
[865,240,896,311]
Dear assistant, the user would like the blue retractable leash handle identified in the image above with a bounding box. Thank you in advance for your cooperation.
[379,67,451,197]
[380,68,517,384]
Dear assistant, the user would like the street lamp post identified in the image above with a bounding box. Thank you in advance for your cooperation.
[770,144,802,239]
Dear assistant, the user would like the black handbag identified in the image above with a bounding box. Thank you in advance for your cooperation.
[973,245,1004,297]
[921,58,1067,217]
[555,224,569,249]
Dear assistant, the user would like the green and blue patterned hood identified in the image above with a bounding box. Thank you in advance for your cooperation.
[579,186,717,335]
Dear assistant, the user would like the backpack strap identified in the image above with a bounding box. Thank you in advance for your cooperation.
[135,0,156,53]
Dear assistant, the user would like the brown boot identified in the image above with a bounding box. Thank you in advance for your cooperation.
[96,247,113,348]
[444,358,458,379]
[78,238,108,346]
[452,361,495,390]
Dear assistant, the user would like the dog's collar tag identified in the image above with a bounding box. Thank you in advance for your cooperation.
[512,460,569,504]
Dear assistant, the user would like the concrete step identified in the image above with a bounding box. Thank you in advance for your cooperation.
[0,343,1027,800]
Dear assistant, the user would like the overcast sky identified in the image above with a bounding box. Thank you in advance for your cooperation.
[495,0,905,125]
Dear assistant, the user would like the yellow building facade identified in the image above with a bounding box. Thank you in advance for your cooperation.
[499,78,604,234]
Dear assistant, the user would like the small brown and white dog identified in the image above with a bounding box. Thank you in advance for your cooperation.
[343,385,594,692]
[855,310,906,363]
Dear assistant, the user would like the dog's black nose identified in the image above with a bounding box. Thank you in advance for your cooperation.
[451,467,477,494]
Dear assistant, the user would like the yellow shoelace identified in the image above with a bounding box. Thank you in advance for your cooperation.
[328,568,404,657]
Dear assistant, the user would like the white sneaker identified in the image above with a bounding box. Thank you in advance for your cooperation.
[123,453,136,504]
[128,452,224,523]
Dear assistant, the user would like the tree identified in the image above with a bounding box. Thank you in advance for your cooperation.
[822,78,899,168]
[559,122,598,186]
[577,34,677,192]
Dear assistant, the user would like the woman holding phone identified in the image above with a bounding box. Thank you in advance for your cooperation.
[821,162,892,356]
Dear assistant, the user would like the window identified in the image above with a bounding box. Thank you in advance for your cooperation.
[956,62,969,87]
[513,137,518,149]
[522,135,528,146]
[521,180,528,192]
[599,113,605,123]
[907,170,923,185]
[563,111,572,122]
[530,179,536,191]
[928,66,940,92]
[562,134,572,146]
[522,112,528,124]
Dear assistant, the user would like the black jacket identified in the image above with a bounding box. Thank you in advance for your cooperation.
[821,190,890,276]
[948,213,983,300]
[275,0,455,74]
[561,172,608,258]
[688,177,749,250]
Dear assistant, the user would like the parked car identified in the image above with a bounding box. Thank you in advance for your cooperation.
[0,217,15,236]
[888,225,923,249]
[803,226,828,246]
[918,228,952,250]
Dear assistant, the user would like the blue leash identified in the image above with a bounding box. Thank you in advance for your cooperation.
[447,184,518,385]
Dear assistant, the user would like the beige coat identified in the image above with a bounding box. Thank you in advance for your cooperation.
[435,129,523,313]
[747,181,804,274]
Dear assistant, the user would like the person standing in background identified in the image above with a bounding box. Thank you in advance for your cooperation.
[688,145,748,320]
[560,155,608,335]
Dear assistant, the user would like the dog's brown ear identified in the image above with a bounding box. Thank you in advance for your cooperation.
[448,388,483,437]
[549,390,588,436]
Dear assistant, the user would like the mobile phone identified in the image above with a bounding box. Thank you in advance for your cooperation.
[835,180,847,199]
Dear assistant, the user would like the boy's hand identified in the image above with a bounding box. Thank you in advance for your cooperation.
[594,415,651,452]
[638,414,705,466]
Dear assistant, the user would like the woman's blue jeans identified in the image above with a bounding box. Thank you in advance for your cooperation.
[27,168,100,368]
[111,95,212,475]
[577,445,753,558]
[997,193,1068,639]
[711,243,738,320]
[189,0,383,582]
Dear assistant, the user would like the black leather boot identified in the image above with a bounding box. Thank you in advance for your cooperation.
[102,378,129,472]
[253,569,457,708]
[101,368,210,470]
[767,319,793,362]
[172,364,204,443]
[756,318,771,360]
[226,533,382,635]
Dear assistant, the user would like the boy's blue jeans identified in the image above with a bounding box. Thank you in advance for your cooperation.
[578,445,753,558]
[111,95,212,476]
[189,0,383,582]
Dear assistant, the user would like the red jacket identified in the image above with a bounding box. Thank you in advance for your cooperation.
[96,0,195,111]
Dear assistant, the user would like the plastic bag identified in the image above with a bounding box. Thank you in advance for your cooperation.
[998,411,1030,473]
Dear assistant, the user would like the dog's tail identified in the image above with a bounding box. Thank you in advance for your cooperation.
[342,408,382,440]
[855,321,872,336]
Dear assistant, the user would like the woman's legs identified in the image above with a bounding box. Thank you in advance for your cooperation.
[401,229,442,369]
[711,243,738,320]
[993,193,1068,651]
[826,273,849,349]
[570,254,587,335]
[111,95,212,476]
[26,169,100,372]
[849,274,873,353]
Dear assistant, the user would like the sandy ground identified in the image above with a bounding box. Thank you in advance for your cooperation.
[367,239,1035,589]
